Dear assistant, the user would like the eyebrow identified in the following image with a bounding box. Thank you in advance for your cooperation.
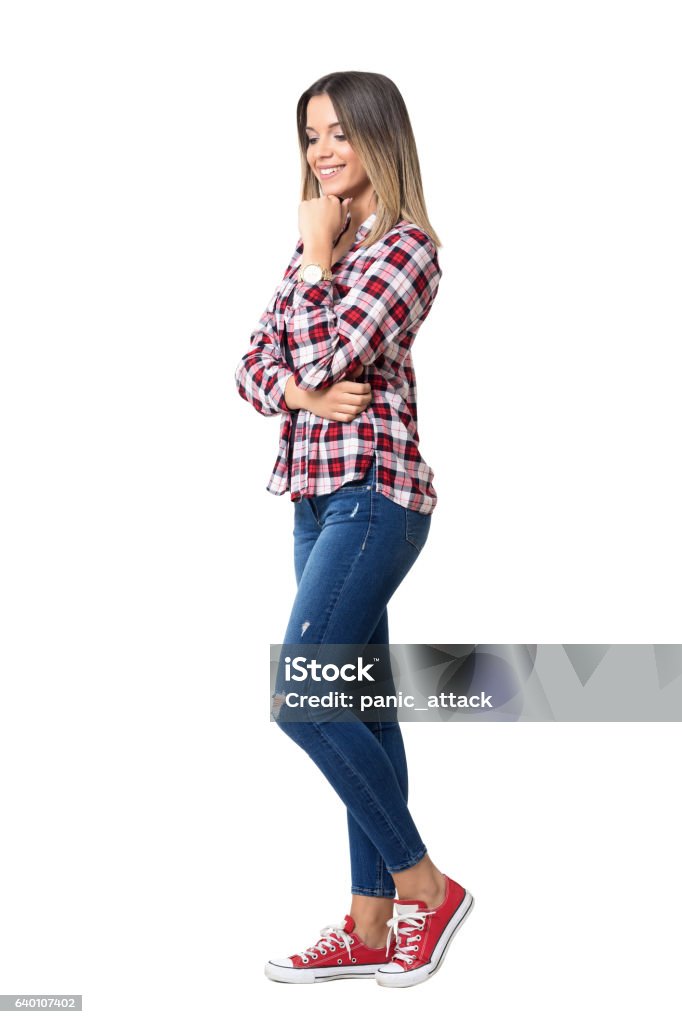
[305,122,342,132]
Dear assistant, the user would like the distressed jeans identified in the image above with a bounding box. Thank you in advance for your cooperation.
[273,454,432,897]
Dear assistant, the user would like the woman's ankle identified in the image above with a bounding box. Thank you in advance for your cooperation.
[392,855,447,909]
[350,894,394,947]
[412,870,447,909]
[353,921,390,948]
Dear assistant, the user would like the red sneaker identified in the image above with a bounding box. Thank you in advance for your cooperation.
[265,914,395,984]
[376,875,474,988]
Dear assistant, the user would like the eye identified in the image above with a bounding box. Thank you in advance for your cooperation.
[306,135,346,146]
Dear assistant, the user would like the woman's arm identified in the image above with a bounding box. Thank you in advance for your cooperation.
[283,228,442,392]
[234,274,374,421]
[234,296,372,421]
[285,363,372,422]
[234,286,295,417]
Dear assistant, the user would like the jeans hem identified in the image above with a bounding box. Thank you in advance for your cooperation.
[350,886,397,898]
[386,845,428,874]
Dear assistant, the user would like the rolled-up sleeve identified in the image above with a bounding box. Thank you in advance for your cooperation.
[282,229,441,391]
[234,287,293,417]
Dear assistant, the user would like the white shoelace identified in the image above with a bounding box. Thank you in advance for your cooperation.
[296,923,353,964]
[385,909,435,964]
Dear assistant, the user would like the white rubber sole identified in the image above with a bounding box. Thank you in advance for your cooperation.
[375,890,475,989]
[264,960,381,984]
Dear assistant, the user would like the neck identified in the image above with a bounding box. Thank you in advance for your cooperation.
[344,185,377,239]
[348,204,376,240]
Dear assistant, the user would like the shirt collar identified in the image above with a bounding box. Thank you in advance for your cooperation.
[355,211,377,240]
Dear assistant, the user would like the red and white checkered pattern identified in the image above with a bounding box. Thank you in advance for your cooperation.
[235,212,442,514]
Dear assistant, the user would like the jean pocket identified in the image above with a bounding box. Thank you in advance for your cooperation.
[404,507,431,553]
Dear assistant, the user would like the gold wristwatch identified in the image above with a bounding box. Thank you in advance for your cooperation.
[297,263,333,284]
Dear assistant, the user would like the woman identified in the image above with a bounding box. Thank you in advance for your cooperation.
[235,71,474,988]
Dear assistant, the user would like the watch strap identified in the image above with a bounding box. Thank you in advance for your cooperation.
[298,263,333,283]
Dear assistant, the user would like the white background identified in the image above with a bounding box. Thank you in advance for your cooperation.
[1,1,681,1021]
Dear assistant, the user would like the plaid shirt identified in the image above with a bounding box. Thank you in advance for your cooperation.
[234,212,441,514]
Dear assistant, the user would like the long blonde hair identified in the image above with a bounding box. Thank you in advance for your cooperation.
[296,71,442,250]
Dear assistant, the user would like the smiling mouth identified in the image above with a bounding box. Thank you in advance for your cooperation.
[319,165,345,178]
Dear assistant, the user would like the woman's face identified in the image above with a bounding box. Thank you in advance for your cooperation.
[305,93,370,199]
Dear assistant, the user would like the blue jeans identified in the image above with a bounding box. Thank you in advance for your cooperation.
[274,455,432,897]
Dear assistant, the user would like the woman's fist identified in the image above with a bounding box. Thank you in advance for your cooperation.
[310,378,372,422]
[285,373,372,422]
[299,195,352,245]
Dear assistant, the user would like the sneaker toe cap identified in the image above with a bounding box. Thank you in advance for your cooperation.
[268,957,294,968]
[377,962,406,974]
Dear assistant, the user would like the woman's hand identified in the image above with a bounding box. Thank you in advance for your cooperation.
[309,376,372,422]
[285,370,372,423]
[299,195,352,246]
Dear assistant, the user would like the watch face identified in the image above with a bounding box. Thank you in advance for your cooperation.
[303,263,322,284]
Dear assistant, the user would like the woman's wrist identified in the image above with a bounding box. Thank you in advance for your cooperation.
[284,373,313,412]
[301,238,333,269]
